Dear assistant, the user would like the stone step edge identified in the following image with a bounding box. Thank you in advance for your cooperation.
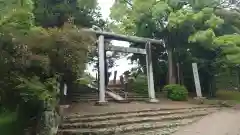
[58,118,199,135]
[64,108,215,123]
[70,97,148,100]
[70,96,149,98]
[70,99,149,103]
[68,92,148,96]
[69,95,149,99]
[69,95,149,97]
[69,94,149,96]
[70,96,148,98]
[60,111,211,129]
[70,98,149,102]
[65,106,218,119]
[120,125,181,135]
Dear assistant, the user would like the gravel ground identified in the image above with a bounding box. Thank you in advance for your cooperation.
[172,109,240,135]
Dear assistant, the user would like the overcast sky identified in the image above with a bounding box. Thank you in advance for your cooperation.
[86,0,136,80]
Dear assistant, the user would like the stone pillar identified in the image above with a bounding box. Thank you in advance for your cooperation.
[146,42,159,103]
[97,35,107,104]
[192,63,203,98]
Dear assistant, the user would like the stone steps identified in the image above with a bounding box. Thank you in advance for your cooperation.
[60,110,213,129]
[119,126,179,135]
[58,106,219,135]
[65,106,217,119]
[70,93,148,98]
[58,118,199,135]
[70,95,148,99]
[69,92,149,102]
[71,97,149,102]
[63,108,214,123]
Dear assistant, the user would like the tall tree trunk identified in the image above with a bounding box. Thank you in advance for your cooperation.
[167,48,176,84]
[236,69,240,90]
[113,71,117,84]
[180,63,184,85]
[177,62,181,84]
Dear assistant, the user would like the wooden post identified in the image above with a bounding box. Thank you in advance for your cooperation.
[192,63,203,98]
[98,35,107,104]
[146,42,158,103]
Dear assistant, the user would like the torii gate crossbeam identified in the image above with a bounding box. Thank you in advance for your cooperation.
[82,28,163,44]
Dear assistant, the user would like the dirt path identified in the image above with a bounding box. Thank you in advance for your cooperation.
[173,109,240,135]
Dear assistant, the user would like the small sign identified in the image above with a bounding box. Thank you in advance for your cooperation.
[192,63,202,97]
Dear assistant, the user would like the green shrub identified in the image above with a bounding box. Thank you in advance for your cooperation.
[163,84,188,101]
[0,110,18,135]
[131,75,148,95]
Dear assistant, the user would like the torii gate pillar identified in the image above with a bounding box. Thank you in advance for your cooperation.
[146,42,159,103]
[97,35,107,105]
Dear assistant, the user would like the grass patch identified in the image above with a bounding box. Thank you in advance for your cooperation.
[0,110,18,135]
[216,90,240,102]
[189,90,240,107]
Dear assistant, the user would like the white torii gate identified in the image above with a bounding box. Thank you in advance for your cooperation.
[83,29,163,104]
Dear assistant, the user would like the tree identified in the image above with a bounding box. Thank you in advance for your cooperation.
[110,0,169,87]
[0,0,97,134]
[110,0,222,84]
[33,0,104,28]
[110,0,240,96]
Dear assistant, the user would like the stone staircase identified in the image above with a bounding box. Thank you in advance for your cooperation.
[69,91,110,102]
[69,89,149,102]
[58,106,219,135]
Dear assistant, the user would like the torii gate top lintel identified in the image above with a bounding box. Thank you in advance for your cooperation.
[82,28,163,45]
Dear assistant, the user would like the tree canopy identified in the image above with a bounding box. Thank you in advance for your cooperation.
[0,0,100,134]
[110,0,240,94]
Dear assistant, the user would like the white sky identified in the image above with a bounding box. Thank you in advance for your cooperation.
[86,0,136,80]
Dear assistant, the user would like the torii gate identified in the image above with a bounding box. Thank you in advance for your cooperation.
[83,29,163,104]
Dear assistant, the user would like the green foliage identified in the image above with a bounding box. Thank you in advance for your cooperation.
[33,0,103,28]
[75,72,95,85]
[214,34,240,64]
[111,0,170,85]
[110,0,239,95]
[189,29,216,46]
[0,0,34,20]
[167,7,193,30]
[187,0,219,10]
[0,111,18,135]
[205,14,224,29]
[0,9,34,30]
[16,76,58,106]
[168,7,224,46]
[131,75,148,94]
[163,84,188,101]
[76,78,90,85]
[0,0,98,133]
[24,24,95,80]
[110,0,226,86]
[216,68,240,90]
